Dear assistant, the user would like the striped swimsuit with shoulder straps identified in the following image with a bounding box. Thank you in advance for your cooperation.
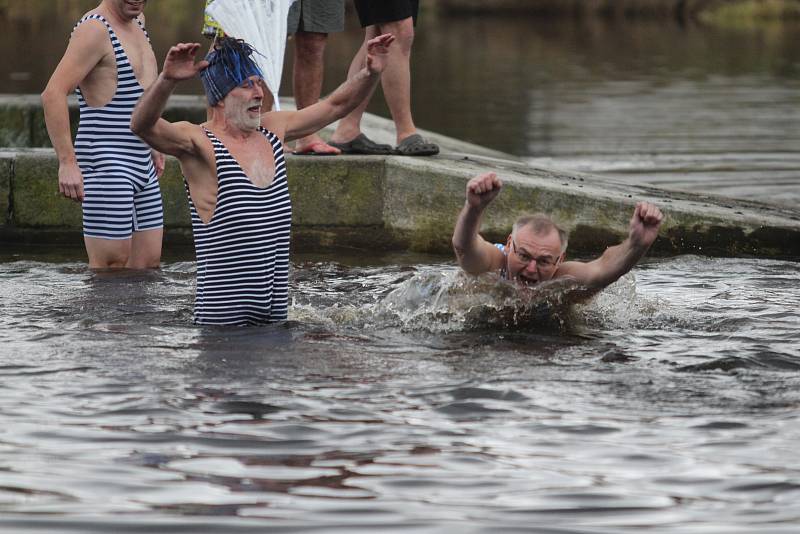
[186,127,292,326]
[73,14,162,240]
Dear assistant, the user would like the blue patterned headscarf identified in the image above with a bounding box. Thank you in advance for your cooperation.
[200,37,264,107]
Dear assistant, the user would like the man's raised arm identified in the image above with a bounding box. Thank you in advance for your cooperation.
[131,43,209,157]
[452,173,506,275]
[557,201,664,289]
[278,34,395,142]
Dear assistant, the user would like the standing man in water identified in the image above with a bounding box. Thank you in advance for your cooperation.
[42,0,165,269]
[131,35,395,325]
[452,173,664,293]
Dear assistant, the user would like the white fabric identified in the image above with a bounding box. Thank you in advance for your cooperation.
[206,0,297,111]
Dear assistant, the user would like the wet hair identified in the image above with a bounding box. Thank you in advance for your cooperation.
[512,213,569,254]
[200,37,264,107]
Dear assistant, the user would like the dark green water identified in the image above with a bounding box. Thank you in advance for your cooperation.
[1,253,799,532]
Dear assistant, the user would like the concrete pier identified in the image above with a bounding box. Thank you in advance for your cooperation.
[1,95,799,259]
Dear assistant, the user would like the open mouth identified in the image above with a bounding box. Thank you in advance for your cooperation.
[517,275,539,287]
[247,104,261,113]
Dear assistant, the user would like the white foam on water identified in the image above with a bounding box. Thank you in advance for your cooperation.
[291,268,592,333]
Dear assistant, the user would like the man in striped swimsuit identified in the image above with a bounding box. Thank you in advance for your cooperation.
[452,173,664,297]
[131,35,395,325]
[42,0,164,269]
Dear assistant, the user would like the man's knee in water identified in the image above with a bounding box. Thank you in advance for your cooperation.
[85,237,132,269]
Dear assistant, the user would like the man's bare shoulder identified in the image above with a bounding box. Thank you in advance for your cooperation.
[175,120,205,133]
[74,11,109,33]
[554,260,586,277]
[259,111,289,140]
[176,121,215,157]
[456,237,506,275]
[170,119,206,139]
[69,14,112,47]
[486,241,507,271]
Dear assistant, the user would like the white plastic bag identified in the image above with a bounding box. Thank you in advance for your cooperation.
[206,0,297,111]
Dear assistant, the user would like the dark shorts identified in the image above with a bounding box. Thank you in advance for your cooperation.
[287,0,345,34]
[354,0,419,27]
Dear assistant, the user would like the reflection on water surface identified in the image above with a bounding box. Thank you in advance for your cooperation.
[0,253,799,532]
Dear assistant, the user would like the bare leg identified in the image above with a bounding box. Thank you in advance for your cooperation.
[330,26,379,144]
[293,31,340,154]
[84,237,131,269]
[375,17,417,144]
[127,228,163,269]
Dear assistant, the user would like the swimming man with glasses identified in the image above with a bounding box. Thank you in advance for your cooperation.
[452,172,664,292]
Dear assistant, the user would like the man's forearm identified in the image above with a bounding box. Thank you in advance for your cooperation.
[285,67,380,141]
[452,204,492,273]
[591,237,649,288]
[326,67,380,117]
[41,91,76,164]
[452,204,483,253]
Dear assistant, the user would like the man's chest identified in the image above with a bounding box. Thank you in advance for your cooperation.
[101,27,156,85]
[222,136,277,189]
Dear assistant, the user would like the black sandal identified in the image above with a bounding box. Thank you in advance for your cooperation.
[329,133,394,155]
[395,134,439,156]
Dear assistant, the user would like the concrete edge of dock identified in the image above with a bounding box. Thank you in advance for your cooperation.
[1,94,799,259]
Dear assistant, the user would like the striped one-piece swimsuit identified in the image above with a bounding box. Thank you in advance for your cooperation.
[73,14,163,240]
[187,127,292,326]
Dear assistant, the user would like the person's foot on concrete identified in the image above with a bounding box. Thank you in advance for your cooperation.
[329,133,394,155]
[395,134,439,156]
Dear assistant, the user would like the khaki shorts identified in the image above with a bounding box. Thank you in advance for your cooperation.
[287,0,345,34]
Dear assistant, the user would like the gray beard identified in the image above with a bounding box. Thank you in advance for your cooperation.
[224,105,260,132]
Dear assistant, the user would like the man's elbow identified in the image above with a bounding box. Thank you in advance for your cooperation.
[40,86,61,110]
[130,116,145,137]
[452,238,467,262]
[130,114,154,139]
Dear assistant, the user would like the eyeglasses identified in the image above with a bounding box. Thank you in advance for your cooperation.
[511,239,559,269]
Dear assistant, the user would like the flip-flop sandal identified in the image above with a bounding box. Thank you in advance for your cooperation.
[294,141,341,156]
[329,133,394,155]
[395,134,439,156]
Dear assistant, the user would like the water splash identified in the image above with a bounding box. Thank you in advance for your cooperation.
[292,268,588,333]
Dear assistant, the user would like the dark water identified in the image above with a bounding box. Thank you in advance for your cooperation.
[1,252,799,532]
[2,4,799,205]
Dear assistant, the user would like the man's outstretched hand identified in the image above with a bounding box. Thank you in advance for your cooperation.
[365,34,395,75]
[629,201,664,249]
[466,172,503,210]
[162,43,209,82]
